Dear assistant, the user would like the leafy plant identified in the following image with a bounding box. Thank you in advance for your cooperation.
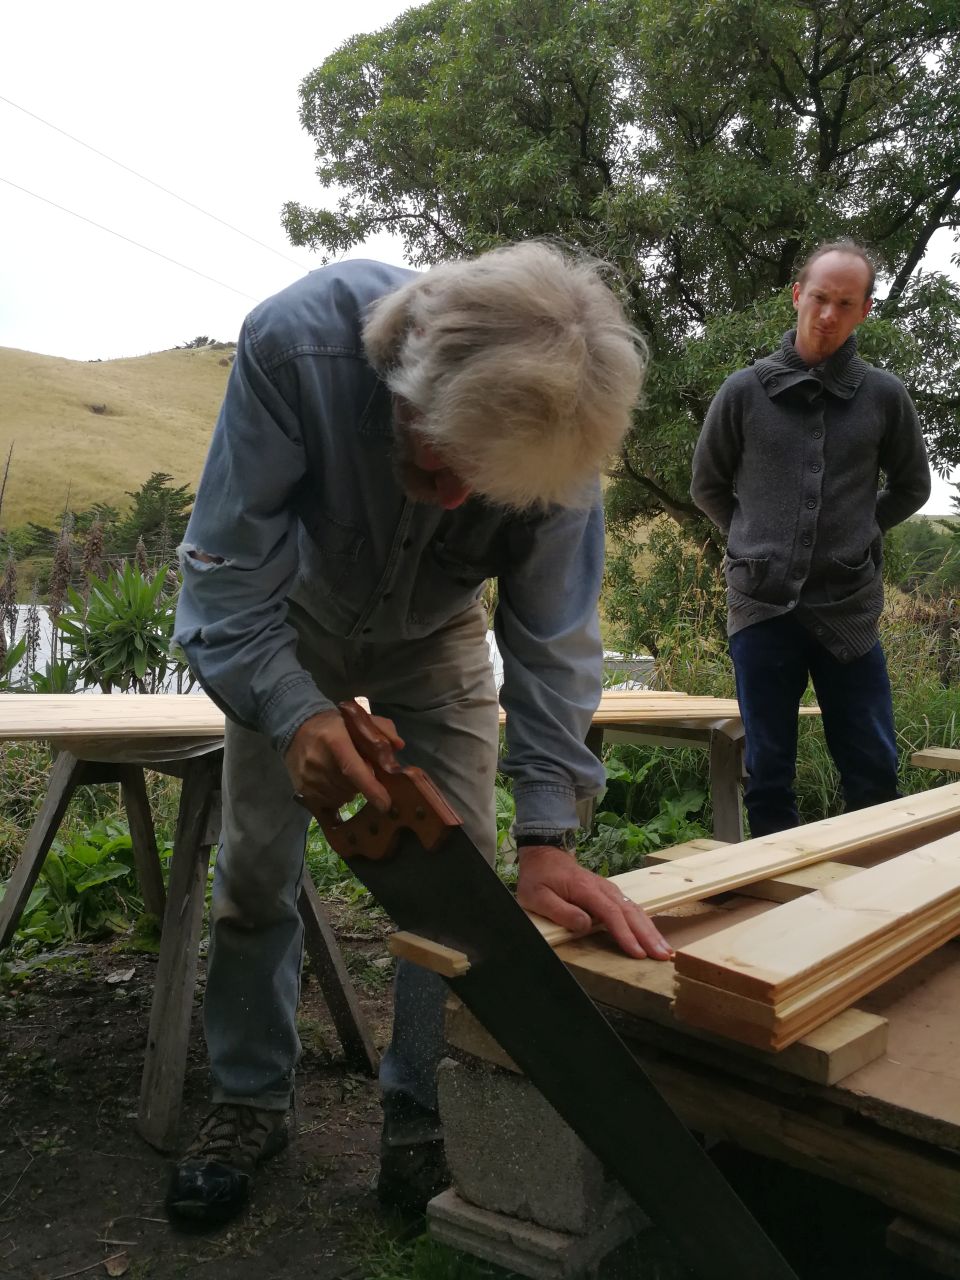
[0,634,27,690]
[0,821,167,961]
[579,790,707,877]
[55,561,181,692]
[28,660,79,693]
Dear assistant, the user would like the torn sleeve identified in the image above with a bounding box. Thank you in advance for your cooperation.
[174,318,334,755]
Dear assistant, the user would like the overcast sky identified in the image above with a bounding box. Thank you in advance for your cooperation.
[2,1,956,511]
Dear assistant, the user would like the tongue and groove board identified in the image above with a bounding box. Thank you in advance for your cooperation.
[673,833,960,1049]
[534,782,960,946]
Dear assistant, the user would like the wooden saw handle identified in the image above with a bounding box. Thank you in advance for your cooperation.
[315,700,462,860]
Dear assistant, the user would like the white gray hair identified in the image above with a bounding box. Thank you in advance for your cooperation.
[362,241,647,510]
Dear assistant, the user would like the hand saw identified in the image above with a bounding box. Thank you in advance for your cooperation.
[314,700,797,1280]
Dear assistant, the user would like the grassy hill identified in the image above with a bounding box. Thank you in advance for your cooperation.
[0,345,232,527]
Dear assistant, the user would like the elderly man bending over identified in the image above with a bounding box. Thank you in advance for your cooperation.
[167,241,671,1226]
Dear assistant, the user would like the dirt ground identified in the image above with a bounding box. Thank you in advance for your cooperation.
[0,900,943,1280]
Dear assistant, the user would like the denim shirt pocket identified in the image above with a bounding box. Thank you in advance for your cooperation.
[409,538,490,627]
[298,509,365,595]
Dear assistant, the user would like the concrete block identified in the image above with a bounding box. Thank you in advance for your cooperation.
[437,1057,632,1234]
[428,1187,646,1280]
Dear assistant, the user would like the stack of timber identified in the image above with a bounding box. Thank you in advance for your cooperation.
[534,781,960,947]
[673,831,960,1050]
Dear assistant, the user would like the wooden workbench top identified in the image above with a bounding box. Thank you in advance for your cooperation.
[0,688,792,743]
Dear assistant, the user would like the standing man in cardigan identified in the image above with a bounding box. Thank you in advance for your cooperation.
[691,240,930,837]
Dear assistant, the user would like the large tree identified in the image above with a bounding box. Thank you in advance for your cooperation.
[283,0,960,538]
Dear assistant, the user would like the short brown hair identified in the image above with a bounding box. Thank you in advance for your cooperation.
[797,240,876,299]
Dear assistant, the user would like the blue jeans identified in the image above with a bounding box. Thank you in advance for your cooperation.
[204,602,499,1143]
[729,613,899,838]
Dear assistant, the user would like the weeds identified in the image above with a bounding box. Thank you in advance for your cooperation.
[1,821,171,965]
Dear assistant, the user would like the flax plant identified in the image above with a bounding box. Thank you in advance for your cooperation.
[0,554,18,644]
[81,519,106,591]
[47,530,73,667]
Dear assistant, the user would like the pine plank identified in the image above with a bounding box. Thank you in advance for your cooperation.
[913,748,960,774]
[0,693,227,740]
[550,932,887,1085]
[0,689,771,744]
[645,841,863,903]
[674,833,960,1000]
[675,909,960,1050]
[533,783,960,946]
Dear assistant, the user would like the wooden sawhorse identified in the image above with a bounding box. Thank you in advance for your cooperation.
[0,740,379,1152]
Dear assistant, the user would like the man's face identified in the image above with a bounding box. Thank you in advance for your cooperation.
[792,252,873,364]
[393,403,472,510]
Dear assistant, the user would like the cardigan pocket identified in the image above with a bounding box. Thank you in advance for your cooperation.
[724,554,769,594]
[825,550,875,601]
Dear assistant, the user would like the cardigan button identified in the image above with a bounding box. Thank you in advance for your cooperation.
[805,499,817,509]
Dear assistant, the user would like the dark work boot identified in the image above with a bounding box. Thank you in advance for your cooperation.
[165,1104,289,1227]
[376,1099,449,1215]
[377,1137,450,1215]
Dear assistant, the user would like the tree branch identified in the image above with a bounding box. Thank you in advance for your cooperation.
[882,178,960,313]
[618,451,702,525]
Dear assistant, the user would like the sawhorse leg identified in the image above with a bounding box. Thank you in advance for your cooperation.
[137,751,379,1151]
[299,873,379,1076]
[709,724,745,843]
[0,751,85,950]
[138,751,222,1152]
[117,764,166,919]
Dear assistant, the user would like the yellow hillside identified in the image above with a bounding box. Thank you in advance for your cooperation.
[0,345,231,527]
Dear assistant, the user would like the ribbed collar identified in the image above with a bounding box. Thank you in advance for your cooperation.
[753,330,869,401]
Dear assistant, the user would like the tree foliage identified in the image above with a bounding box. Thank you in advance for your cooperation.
[284,0,960,536]
[4,472,193,578]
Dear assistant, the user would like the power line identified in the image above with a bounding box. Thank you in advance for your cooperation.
[0,92,310,272]
[0,176,262,303]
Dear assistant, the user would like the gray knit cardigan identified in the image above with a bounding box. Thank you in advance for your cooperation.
[691,330,931,660]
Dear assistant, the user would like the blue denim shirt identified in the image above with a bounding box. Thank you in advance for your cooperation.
[174,260,607,833]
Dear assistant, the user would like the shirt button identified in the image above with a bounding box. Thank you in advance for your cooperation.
[806,499,817,509]
[793,569,804,579]
[362,627,372,635]
[381,592,392,601]
[801,534,812,546]
[401,538,413,550]
[786,598,796,608]
[813,430,823,439]
[811,463,822,473]
[815,625,825,635]
[840,648,849,659]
